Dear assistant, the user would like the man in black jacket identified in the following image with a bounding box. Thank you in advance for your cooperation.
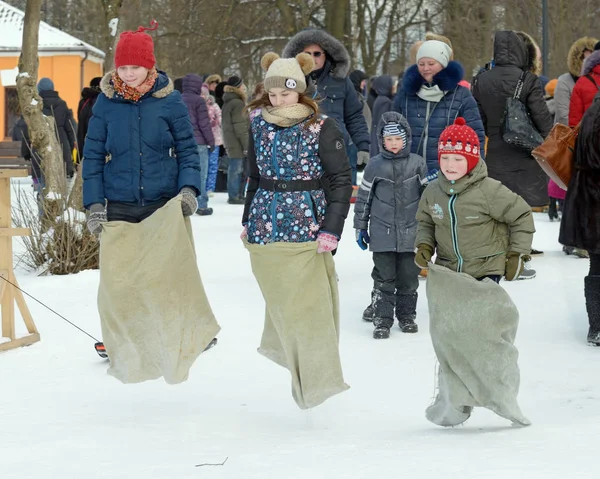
[77,77,101,163]
[283,29,370,184]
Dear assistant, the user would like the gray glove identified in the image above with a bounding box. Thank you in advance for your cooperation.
[87,203,106,236]
[357,150,370,166]
[180,187,198,216]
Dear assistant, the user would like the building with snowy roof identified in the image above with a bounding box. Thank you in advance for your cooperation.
[0,0,105,139]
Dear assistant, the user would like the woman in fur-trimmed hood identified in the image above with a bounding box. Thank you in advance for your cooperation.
[472,30,553,207]
[282,28,370,158]
[83,21,202,226]
[392,39,485,173]
[554,36,598,125]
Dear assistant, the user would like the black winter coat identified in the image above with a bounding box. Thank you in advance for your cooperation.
[559,99,600,254]
[77,87,100,158]
[472,31,553,207]
[369,75,394,157]
[39,90,76,169]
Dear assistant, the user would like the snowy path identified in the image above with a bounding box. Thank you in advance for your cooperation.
[2,187,598,479]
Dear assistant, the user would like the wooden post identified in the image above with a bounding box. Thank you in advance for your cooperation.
[0,168,39,352]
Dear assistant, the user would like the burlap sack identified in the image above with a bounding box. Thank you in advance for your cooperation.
[245,240,349,409]
[98,196,220,384]
[425,264,530,427]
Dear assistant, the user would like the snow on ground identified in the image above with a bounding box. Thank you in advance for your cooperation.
[2,180,599,479]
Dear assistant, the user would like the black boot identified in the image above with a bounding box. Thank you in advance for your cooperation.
[396,292,418,333]
[585,276,600,346]
[362,290,378,322]
[371,290,395,339]
[548,197,559,221]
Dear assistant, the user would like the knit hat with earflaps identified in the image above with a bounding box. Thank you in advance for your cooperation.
[438,117,480,173]
[114,20,158,69]
[261,52,314,94]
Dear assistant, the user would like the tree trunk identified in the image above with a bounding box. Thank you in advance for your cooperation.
[16,0,64,195]
[100,0,125,71]
[325,0,348,40]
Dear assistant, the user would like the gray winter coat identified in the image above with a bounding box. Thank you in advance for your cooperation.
[283,29,370,152]
[354,111,427,253]
[554,73,575,126]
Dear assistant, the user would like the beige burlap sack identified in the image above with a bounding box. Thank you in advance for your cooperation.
[425,263,530,427]
[245,240,349,409]
[98,196,220,384]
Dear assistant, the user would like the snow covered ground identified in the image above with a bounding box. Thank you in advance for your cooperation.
[2,179,598,479]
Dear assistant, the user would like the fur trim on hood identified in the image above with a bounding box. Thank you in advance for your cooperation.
[568,37,598,77]
[223,85,247,103]
[402,61,465,95]
[516,31,542,76]
[582,49,600,76]
[100,70,174,99]
[282,28,350,79]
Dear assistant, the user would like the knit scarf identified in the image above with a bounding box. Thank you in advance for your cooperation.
[262,103,314,127]
[111,68,158,102]
[417,84,445,102]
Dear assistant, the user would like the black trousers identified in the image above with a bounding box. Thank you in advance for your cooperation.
[106,199,168,223]
[590,253,600,276]
[371,251,420,295]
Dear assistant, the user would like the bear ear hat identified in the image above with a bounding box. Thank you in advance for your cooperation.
[296,52,314,75]
[261,52,280,71]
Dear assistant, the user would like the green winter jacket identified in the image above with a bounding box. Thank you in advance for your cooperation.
[415,160,535,278]
[221,86,249,159]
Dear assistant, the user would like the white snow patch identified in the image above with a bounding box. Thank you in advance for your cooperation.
[45,191,62,200]
[46,145,52,152]
[4,183,599,479]
[31,98,38,106]
[108,18,119,37]
[17,72,30,78]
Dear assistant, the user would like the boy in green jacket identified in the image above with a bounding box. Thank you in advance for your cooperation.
[414,118,535,282]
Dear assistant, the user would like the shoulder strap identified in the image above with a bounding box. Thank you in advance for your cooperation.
[513,71,527,100]
[585,74,600,91]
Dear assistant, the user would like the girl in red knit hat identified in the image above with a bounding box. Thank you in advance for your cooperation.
[81,22,219,377]
[414,118,534,427]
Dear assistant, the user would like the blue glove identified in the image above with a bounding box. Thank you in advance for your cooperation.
[355,229,370,251]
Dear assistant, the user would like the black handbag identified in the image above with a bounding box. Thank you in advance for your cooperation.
[501,71,544,151]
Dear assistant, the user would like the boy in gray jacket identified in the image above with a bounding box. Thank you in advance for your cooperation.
[354,111,428,339]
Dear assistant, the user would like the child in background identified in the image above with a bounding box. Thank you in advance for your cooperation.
[354,111,427,339]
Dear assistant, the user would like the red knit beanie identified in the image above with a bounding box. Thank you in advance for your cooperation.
[438,117,481,173]
[114,20,158,69]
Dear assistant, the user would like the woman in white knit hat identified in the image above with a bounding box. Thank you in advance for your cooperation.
[393,39,485,174]
[241,52,352,410]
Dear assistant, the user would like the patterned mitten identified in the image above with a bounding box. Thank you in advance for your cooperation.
[317,232,339,254]
[87,203,107,236]
[180,187,198,217]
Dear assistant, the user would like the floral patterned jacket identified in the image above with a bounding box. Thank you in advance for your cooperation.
[242,112,352,244]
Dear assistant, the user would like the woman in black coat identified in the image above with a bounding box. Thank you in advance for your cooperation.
[472,31,553,207]
[559,98,600,346]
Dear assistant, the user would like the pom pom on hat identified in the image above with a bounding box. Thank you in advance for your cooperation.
[438,117,480,173]
[262,51,313,94]
[114,20,158,69]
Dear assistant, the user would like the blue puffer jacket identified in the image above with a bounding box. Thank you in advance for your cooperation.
[83,71,201,209]
[393,62,485,173]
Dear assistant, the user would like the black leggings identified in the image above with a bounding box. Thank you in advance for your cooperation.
[590,253,600,276]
